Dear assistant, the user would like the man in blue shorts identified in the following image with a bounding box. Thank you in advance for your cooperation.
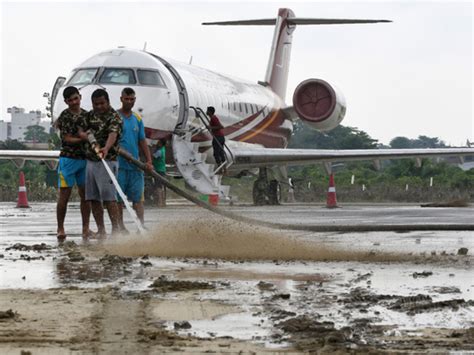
[55,86,92,241]
[117,87,153,232]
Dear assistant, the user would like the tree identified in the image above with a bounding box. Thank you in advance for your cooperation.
[0,139,27,150]
[390,136,412,148]
[390,135,447,149]
[289,122,378,149]
[23,125,50,143]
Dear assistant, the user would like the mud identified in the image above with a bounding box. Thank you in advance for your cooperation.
[149,276,215,293]
[5,243,52,252]
[420,199,470,207]
[1,203,473,353]
[0,310,17,320]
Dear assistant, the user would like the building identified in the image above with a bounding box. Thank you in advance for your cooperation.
[0,120,10,141]
[0,106,51,142]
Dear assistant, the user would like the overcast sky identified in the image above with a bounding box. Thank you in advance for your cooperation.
[1,0,472,145]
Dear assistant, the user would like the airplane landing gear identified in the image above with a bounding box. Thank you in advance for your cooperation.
[252,168,281,206]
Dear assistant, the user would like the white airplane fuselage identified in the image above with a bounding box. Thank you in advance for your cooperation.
[53,48,292,149]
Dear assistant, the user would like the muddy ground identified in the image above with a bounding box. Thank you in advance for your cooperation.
[0,202,473,353]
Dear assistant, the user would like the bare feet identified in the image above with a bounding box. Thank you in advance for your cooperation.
[57,229,67,242]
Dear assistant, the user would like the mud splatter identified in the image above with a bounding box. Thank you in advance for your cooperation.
[101,219,415,262]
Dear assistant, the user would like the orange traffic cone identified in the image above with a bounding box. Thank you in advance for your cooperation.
[326,173,338,208]
[16,171,30,208]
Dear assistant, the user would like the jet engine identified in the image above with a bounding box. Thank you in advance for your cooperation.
[292,79,346,131]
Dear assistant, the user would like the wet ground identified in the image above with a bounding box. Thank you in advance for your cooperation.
[0,201,473,353]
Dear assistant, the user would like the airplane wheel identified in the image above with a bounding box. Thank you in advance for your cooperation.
[268,180,281,205]
[253,179,268,206]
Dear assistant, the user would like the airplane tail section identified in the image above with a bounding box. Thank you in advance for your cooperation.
[203,9,390,100]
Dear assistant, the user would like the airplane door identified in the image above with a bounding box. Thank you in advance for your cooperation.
[148,53,189,130]
[50,76,66,120]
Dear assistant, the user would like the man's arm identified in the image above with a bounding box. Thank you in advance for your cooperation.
[136,115,153,171]
[99,132,118,159]
[63,132,88,144]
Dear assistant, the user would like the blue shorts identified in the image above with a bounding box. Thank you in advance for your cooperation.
[58,157,87,188]
[118,169,144,203]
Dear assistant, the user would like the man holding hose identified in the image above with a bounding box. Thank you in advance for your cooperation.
[80,89,122,237]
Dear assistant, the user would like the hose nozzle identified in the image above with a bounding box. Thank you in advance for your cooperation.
[87,132,101,157]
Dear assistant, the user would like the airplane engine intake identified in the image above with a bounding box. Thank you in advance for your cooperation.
[293,79,346,131]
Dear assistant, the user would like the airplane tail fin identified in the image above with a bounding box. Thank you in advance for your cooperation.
[203,9,391,100]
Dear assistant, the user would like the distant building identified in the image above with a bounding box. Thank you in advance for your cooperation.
[0,120,10,141]
[0,106,51,142]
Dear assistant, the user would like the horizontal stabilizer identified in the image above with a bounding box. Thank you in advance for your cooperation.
[203,19,276,26]
[202,18,391,26]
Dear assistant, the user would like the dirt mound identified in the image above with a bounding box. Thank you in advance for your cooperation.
[149,276,214,293]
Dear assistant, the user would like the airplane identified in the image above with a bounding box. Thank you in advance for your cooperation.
[1,8,473,205]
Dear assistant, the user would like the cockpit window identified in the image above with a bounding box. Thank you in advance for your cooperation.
[137,69,166,87]
[99,68,136,84]
[67,68,98,86]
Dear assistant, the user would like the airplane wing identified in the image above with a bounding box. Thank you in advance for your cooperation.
[0,150,59,169]
[230,147,474,169]
[0,150,60,160]
[1,146,473,171]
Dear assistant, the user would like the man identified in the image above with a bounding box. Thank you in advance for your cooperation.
[206,106,226,172]
[82,89,122,237]
[55,86,92,241]
[152,138,167,207]
[117,87,153,231]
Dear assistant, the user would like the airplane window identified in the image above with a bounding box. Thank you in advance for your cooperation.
[137,70,166,86]
[67,68,98,86]
[99,68,136,84]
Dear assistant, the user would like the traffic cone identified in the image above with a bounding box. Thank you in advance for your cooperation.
[208,194,219,206]
[16,171,30,208]
[326,173,338,208]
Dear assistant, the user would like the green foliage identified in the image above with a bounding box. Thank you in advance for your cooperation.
[390,135,446,148]
[0,139,58,201]
[0,139,27,150]
[23,125,50,143]
[284,124,473,201]
[289,122,378,149]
